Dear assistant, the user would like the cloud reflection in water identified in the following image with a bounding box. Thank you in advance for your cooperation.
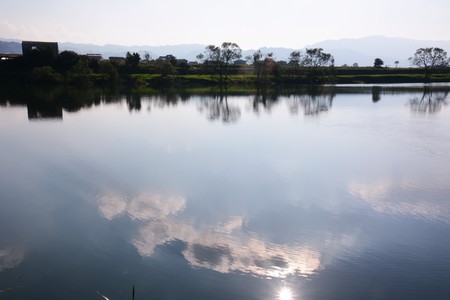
[135,217,321,277]
[0,248,24,272]
[348,178,450,223]
[96,193,186,221]
[96,192,328,278]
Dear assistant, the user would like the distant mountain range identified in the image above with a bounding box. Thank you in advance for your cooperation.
[2,36,450,67]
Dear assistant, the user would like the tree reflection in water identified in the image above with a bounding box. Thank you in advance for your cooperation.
[250,87,279,114]
[372,86,382,103]
[287,89,335,116]
[409,87,448,114]
[126,93,141,112]
[198,92,241,123]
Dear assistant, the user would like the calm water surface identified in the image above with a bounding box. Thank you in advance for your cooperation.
[1,85,450,299]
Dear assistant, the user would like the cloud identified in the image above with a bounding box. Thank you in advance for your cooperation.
[0,19,90,43]
[0,19,41,40]
[0,19,18,37]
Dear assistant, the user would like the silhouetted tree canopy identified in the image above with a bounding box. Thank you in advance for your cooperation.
[374,58,384,68]
[68,57,92,84]
[249,50,277,82]
[125,52,141,69]
[302,48,334,68]
[288,51,301,66]
[286,48,335,83]
[409,47,449,81]
[29,66,62,84]
[98,60,119,82]
[55,50,80,73]
[198,42,242,82]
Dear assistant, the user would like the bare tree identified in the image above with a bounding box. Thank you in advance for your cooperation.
[288,50,302,66]
[302,48,334,84]
[220,42,242,81]
[250,50,277,83]
[409,47,449,82]
[199,42,242,82]
[144,51,151,62]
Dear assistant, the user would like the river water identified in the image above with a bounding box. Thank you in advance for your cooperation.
[1,84,450,299]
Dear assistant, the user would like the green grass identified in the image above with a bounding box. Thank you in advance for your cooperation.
[335,73,430,84]
[136,73,450,85]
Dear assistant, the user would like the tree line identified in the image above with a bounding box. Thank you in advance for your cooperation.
[1,42,449,85]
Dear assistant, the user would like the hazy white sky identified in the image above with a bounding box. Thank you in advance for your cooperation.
[1,0,449,49]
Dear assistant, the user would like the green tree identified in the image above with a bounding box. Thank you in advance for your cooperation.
[55,50,80,73]
[156,60,177,76]
[98,60,119,82]
[409,47,449,82]
[29,66,62,83]
[374,58,384,68]
[125,52,141,70]
[68,57,92,84]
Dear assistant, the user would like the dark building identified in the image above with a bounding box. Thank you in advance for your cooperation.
[22,41,59,57]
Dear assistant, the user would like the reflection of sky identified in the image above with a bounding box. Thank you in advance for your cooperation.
[2,88,450,299]
[97,192,186,221]
[348,177,450,223]
[97,192,358,278]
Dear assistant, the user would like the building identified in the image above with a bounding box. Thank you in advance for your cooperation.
[176,59,188,65]
[22,41,59,57]
[0,53,21,60]
[234,59,247,65]
[86,54,103,61]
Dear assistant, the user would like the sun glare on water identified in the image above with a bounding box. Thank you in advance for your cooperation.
[278,287,293,300]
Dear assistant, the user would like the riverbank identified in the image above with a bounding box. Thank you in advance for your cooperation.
[2,68,450,87]
[131,72,450,87]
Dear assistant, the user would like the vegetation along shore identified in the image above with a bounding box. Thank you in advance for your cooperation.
[1,41,450,87]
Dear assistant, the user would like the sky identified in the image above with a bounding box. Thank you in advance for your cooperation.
[1,0,450,49]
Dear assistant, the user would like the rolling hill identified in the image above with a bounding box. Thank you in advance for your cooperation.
[2,36,450,67]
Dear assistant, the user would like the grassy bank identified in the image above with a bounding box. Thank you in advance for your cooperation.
[130,73,450,87]
[2,68,450,87]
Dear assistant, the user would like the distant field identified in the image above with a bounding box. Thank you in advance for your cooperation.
[130,72,450,86]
